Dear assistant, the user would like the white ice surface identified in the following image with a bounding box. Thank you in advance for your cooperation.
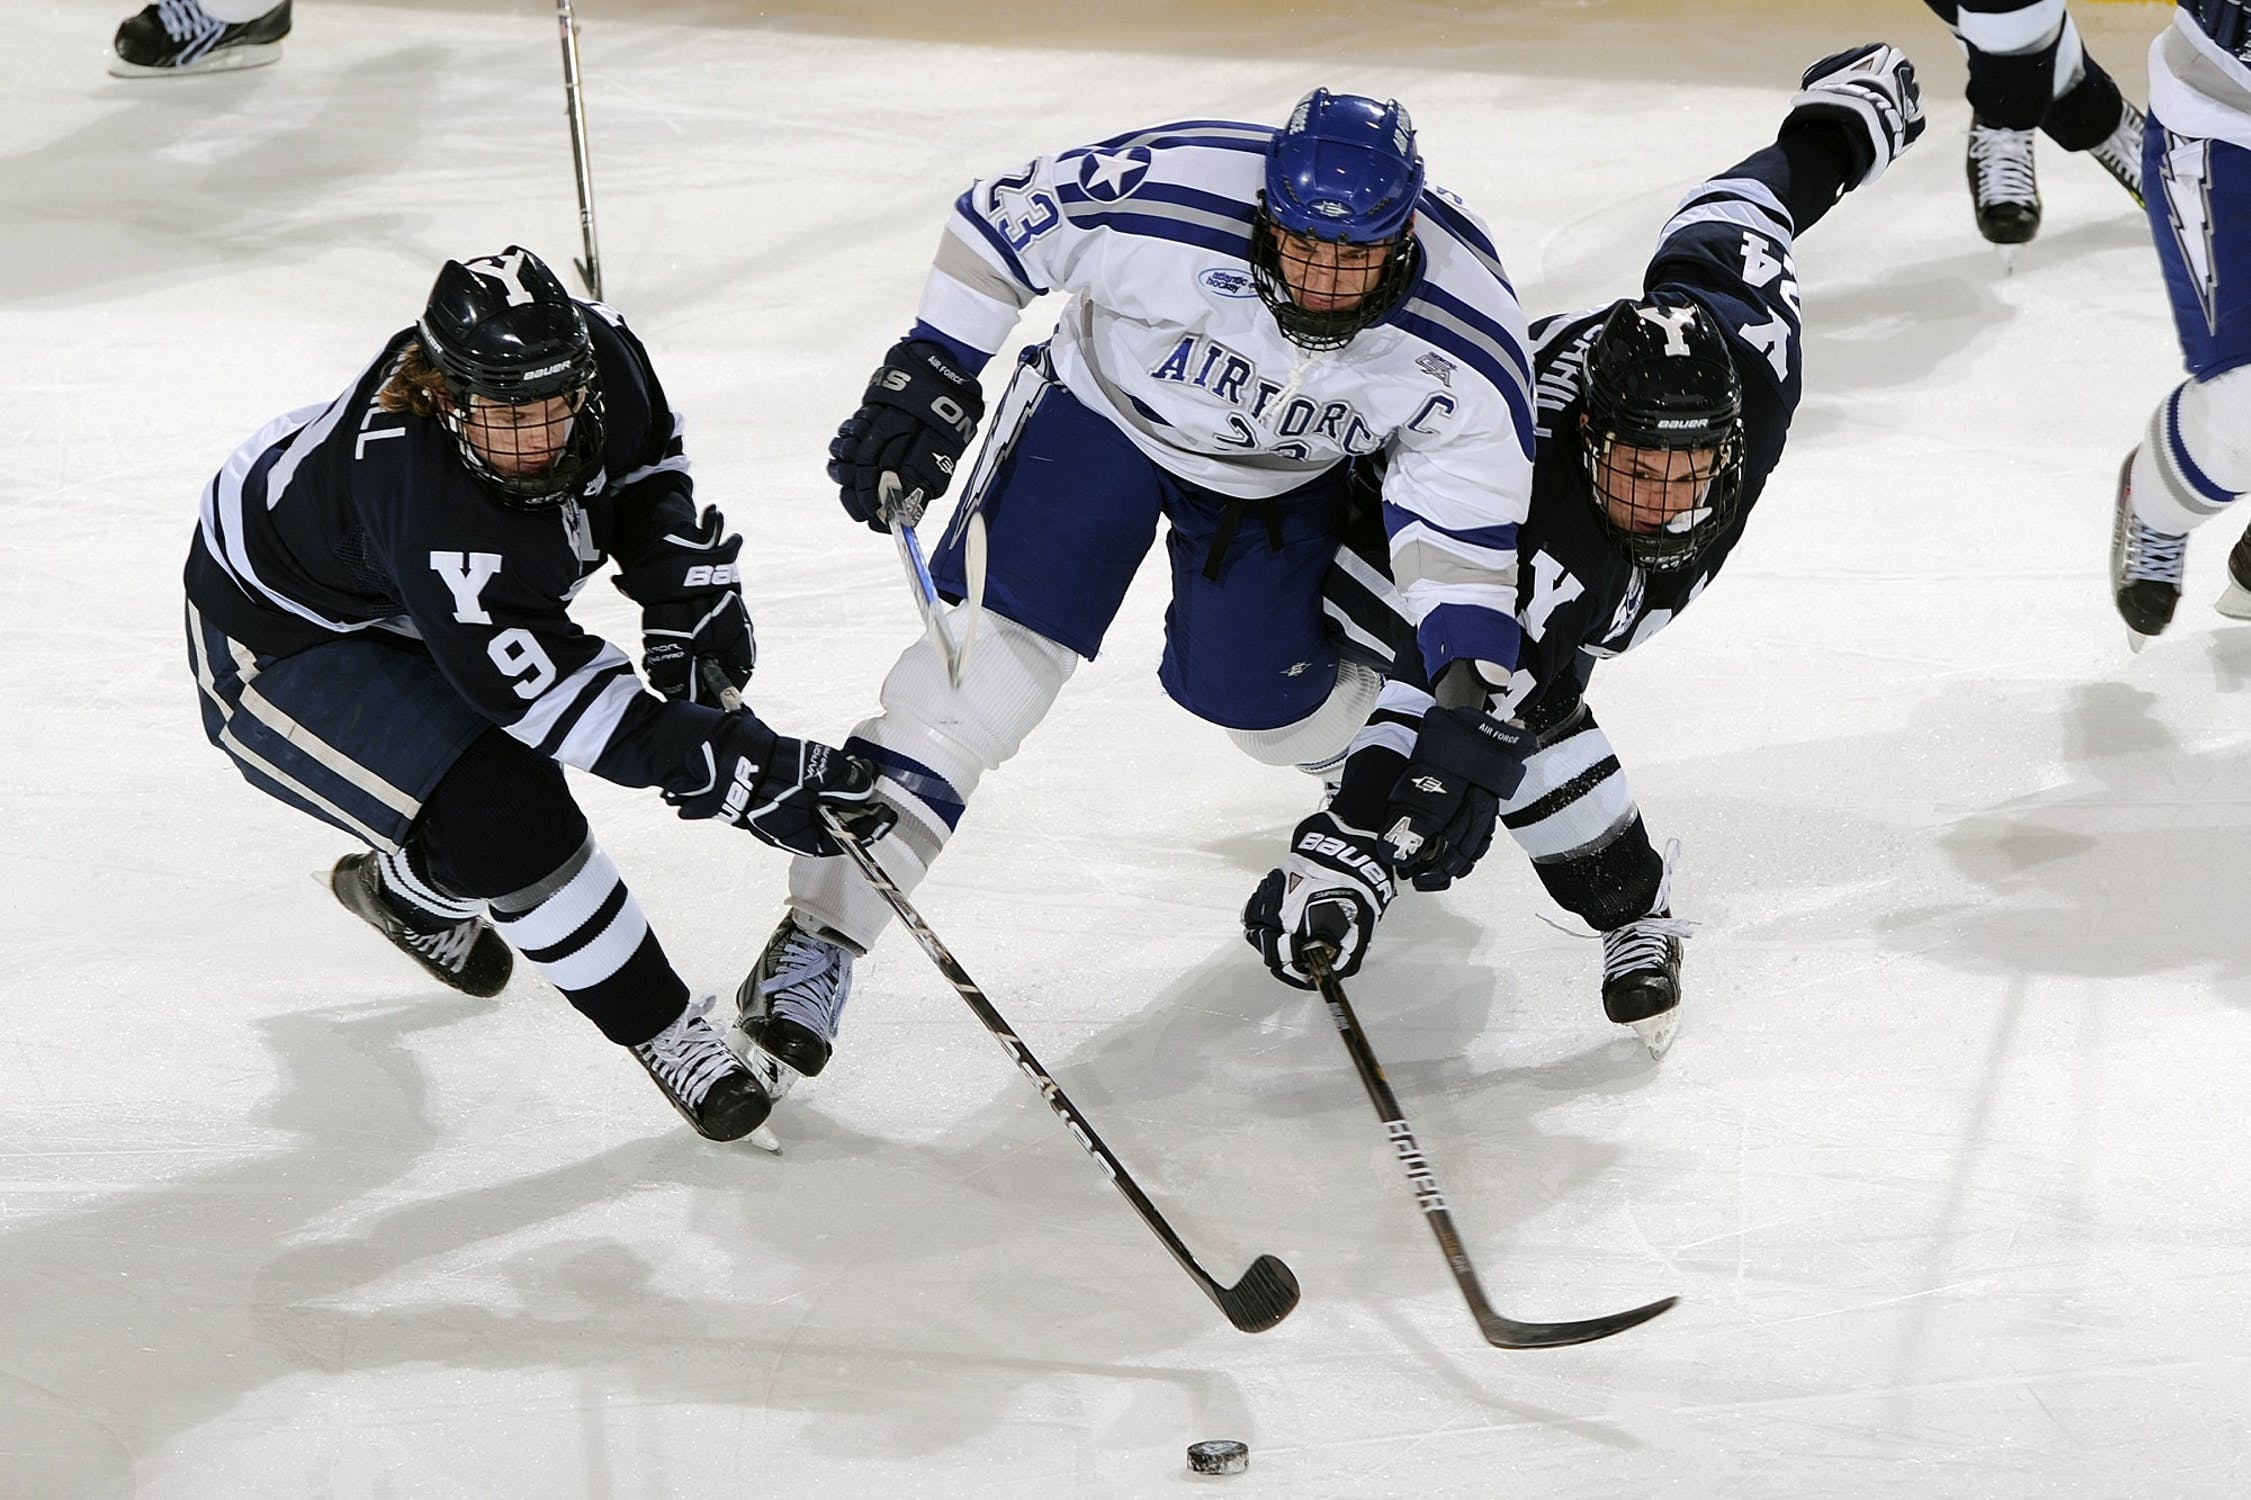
[5,2,2244,1497]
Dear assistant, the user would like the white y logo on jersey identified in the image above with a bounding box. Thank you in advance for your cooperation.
[429,551,504,623]
[1635,304,1700,357]
[468,250,537,307]
[1520,549,1586,643]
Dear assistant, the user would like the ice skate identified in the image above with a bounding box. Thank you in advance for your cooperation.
[2086,99,2146,207]
[1599,840,1693,1060]
[330,851,512,998]
[2218,519,2251,620]
[1967,119,2041,259]
[630,993,775,1143]
[110,0,291,78]
[2110,451,2186,650]
[730,915,856,1102]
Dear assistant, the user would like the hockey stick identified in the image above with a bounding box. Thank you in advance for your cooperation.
[818,807,1300,1333]
[1304,949,1676,1349]
[880,472,984,690]
[555,0,603,300]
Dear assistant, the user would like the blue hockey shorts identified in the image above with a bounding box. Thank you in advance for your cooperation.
[927,362,1355,732]
[2148,113,2251,380]
[186,601,490,851]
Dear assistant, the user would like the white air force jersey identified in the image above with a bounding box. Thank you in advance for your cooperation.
[2154,5,2251,152]
[916,117,1539,678]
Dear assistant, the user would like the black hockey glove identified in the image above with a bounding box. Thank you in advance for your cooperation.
[1243,811,1399,990]
[828,338,985,532]
[614,507,758,705]
[1382,705,1533,893]
[664,713,897,857]
[1784,43,1924,190]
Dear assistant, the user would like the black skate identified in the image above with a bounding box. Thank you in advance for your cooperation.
[330,852,512,997]
[1598,840,1692,1060]
[2219,518,2251,621]
[630,994,774,1142]
[2110,450,2186,650]
[111,0,291,78]
[729,916,856,1101]
[2086,99,2146,208]
[1967,119,2041,247]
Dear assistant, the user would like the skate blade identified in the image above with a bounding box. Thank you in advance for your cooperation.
[2216,580,2251,621]
[725,1022,804,1103]
[108,43,284,79]
[1995,244,2017,277]
[2126,628,2155,654]
[745,1124,782,1154]
[1628,1011,1679,1060]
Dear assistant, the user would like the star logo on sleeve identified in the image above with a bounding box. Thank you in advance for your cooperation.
[1077,147,1152,202]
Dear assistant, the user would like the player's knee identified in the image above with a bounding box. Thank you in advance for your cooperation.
[417,728,590,900]
[1224,661,1384,772]
[872,612,1077,780]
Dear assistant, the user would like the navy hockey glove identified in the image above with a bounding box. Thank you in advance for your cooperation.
[1785,43,1924,190]
[828,339,985,532]
[664,713,897,857]
[614,507,758,706]
[1243,812,1399,990]
[1382,706,1533,893]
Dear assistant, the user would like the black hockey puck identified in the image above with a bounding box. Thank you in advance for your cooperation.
[1187,1439,1249,1475]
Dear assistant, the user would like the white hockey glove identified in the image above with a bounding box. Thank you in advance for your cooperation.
[1786,43,1925,189]
[1242,812,1399,990]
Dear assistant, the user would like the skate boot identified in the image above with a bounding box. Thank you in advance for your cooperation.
[2217,519,2251,620]
[110,0,292,77]
[330,851,512,997]
[630,993,773,1142]
[1599,840,1693,1060]
[2110,450,2186,650]
[2086,99,2146,207]
[1967,119,2041,246]
[730,915,856,1101]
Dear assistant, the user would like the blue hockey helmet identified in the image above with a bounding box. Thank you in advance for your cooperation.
[1251,90,1425,350]
[417,246,606,511]
[1262,89,1424,243]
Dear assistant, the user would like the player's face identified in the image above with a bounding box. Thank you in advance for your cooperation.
[1589,437,1723,537]
[461,391,580,478]
[1267,225,1393,313]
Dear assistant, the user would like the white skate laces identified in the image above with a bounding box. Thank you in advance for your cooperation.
[761,926,853,1044]
[1968,123,2038,210]
[155,0,222,45]
[633,994,744,1112]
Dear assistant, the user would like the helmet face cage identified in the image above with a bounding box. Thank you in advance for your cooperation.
[417,247,607,511]
[1580,300,1745,571]
[1250,89,1425,351]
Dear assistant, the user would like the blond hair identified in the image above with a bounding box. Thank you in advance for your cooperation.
[376,341,453,419]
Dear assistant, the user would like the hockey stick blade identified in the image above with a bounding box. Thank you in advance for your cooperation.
[1305,951,1675,1350]
[818,808,1300,1334]
[1217,1252,1301,1334]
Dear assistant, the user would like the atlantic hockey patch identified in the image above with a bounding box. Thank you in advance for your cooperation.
[1200,267,1259,298]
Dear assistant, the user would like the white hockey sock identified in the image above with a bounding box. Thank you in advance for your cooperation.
[2131,371,2251,534]
[787,611,1077,951]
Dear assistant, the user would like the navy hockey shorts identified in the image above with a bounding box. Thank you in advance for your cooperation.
[186,602,491,852]
[926,370,1356,732]
[2148,113,2251,380]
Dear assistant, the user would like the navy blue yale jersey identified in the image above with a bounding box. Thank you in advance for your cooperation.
[1502,151,1807,721]
[184,306,724,789]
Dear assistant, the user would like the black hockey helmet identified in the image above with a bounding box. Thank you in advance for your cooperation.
[1580,296,1744,571]
[417,246,606,510]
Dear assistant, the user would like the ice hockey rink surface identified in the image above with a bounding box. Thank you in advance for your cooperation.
[3,1,2241,1495]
